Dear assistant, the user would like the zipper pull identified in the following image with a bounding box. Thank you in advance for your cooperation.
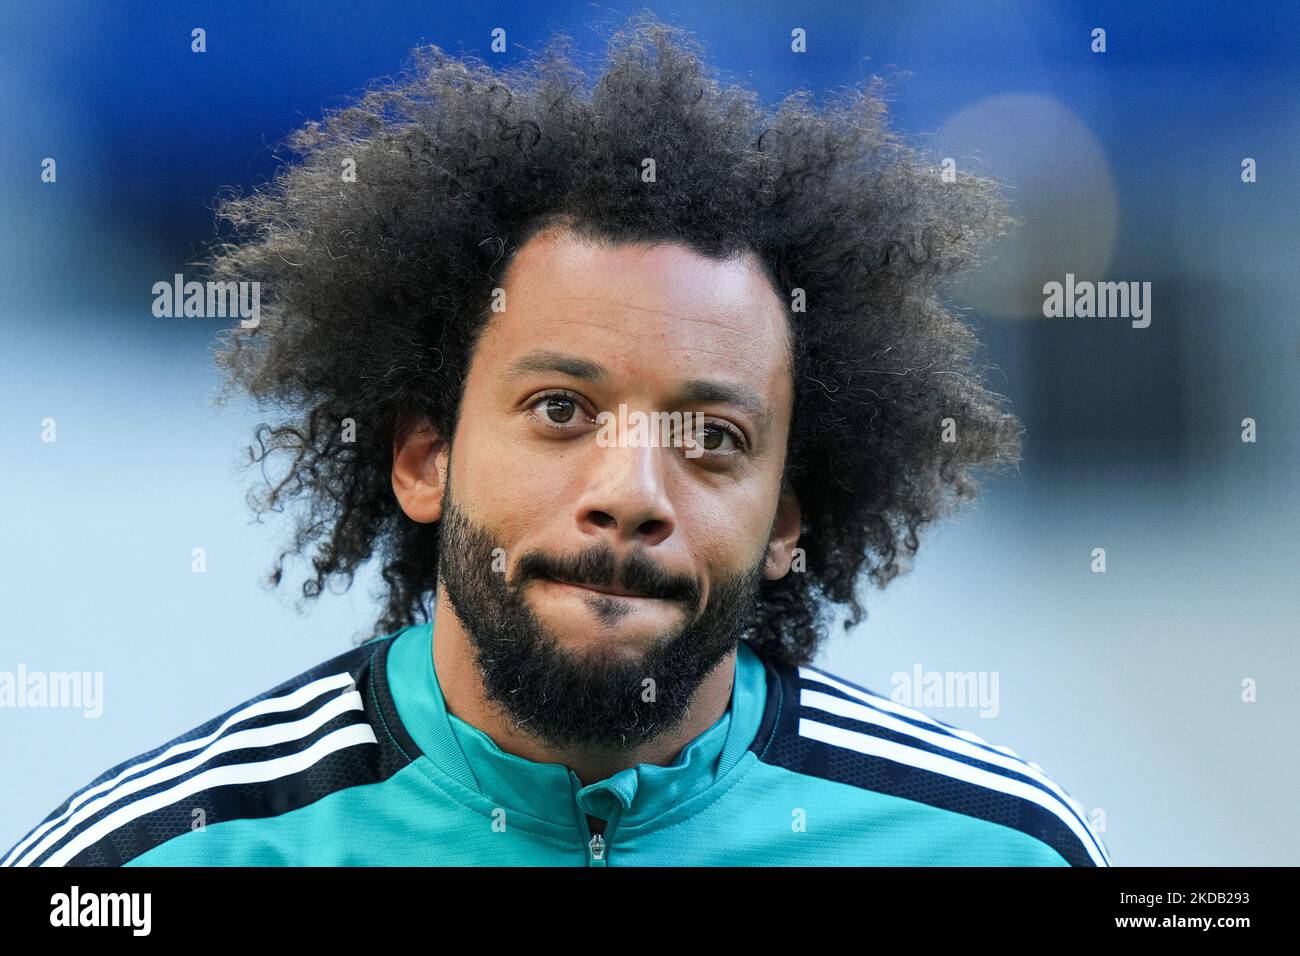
[587,833,607,867]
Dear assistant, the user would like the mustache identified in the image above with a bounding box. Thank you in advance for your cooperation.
[514,546,700,605]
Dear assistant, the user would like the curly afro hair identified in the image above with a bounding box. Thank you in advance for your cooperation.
[207,11,1021,670]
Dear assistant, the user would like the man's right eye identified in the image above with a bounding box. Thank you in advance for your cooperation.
[540,396,576,424]
[526,391,590,430]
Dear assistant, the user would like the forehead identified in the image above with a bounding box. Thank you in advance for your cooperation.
[478,228,792,395]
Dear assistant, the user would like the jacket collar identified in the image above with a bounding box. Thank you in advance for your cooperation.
[385,621,768,835]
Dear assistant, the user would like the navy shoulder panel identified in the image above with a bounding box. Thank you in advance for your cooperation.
[750,658,1111,867]
[2,633,418,867]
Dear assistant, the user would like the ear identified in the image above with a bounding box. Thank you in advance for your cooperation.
[763,489,802,579]
[391,416,450,524]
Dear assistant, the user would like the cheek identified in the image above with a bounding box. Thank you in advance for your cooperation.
[451,415,579,529]
[674,482,769,572]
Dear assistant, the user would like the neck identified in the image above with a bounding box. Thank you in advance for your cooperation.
[431,587,737,786]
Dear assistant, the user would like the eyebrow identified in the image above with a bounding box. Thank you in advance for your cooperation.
[503,349,773,429]
[503,350,609,383]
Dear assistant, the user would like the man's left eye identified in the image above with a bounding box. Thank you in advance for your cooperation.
[698,424,741,453]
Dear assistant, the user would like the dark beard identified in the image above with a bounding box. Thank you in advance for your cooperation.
[435,483,767,752]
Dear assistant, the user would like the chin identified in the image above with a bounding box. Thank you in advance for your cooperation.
[544,610,666,650]
[528,608,672,662]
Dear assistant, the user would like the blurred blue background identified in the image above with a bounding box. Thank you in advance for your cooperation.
[2,0,1297,865]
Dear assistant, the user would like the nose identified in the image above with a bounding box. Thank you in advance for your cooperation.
[574,439,675,548]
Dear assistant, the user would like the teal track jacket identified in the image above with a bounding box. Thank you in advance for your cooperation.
[3,623,1111,866]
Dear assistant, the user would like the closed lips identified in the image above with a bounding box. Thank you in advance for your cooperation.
[548,577,652,599]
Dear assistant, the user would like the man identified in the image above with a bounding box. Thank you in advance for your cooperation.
[3,14,1110,867]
